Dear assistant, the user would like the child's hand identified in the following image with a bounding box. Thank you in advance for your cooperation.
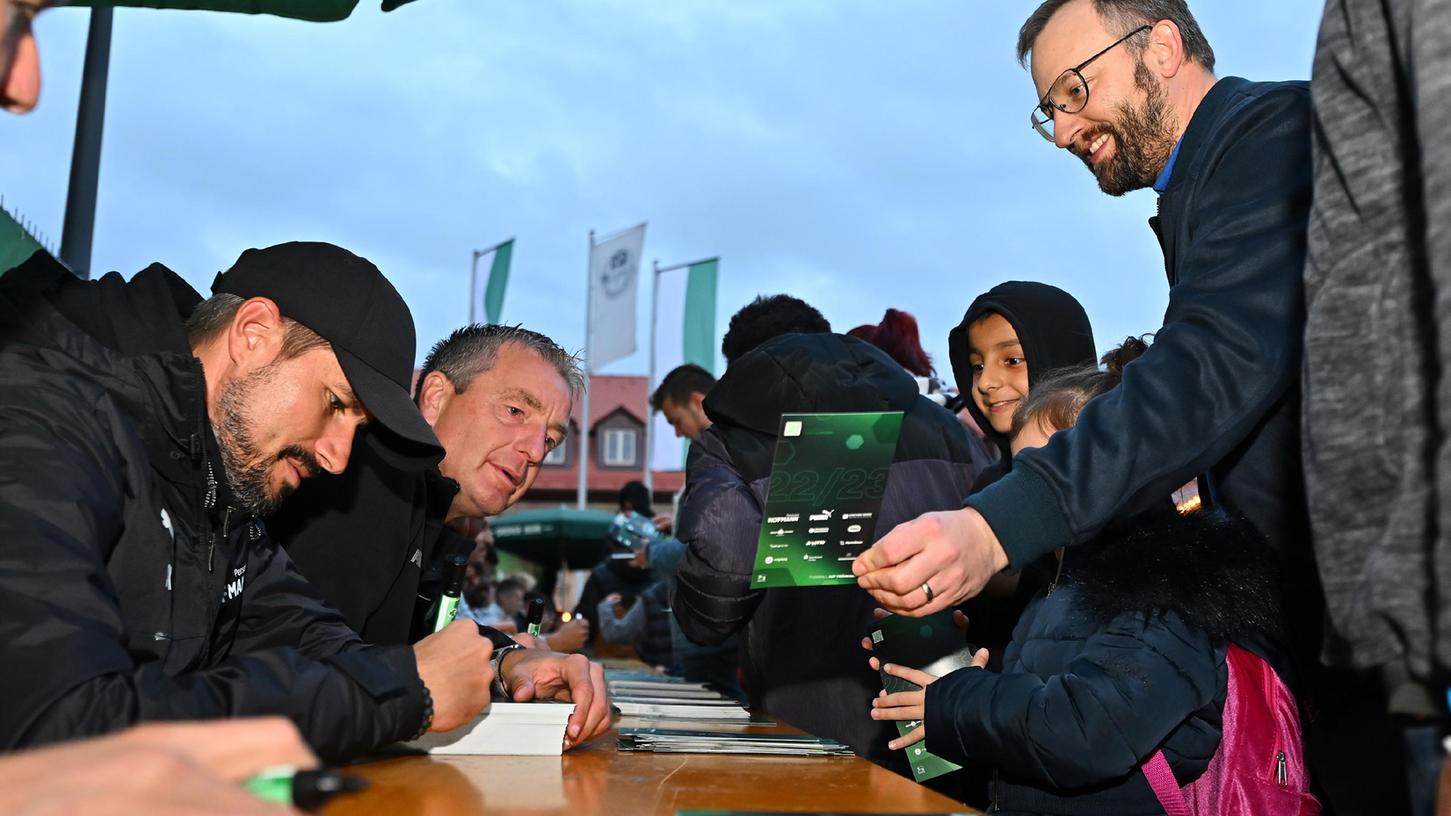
[869,648,989,750]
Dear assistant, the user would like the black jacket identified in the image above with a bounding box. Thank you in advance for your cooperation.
[672,332,978,765]
[0,253,425,761]
[925,510,1285,815]
[949,281,1096,493]
[967,78,1313,578]
[267,436,466,645]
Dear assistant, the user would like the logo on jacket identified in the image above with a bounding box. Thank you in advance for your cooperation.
[159,508,173,539]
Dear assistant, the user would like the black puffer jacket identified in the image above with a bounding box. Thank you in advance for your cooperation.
[672,332,977,765]
[0,253,425,761]
[925,510,1286,815]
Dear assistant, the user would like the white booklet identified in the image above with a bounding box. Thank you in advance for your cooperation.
[405,701,575,756]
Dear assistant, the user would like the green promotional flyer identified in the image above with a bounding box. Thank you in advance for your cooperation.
[751,411,903,588]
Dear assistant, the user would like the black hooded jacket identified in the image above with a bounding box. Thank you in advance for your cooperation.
[0,252,425,761]
[925,510,1287,815]
[672,332,977,765]
[948,281,1097,493]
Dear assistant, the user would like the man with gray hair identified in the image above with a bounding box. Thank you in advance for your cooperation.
[271,323,587,645]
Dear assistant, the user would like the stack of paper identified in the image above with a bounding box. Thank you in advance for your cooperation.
[404,701,575,755]
[607,672,754,722]
[618,727,854,756]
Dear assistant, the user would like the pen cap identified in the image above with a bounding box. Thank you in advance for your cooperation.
[291,769,368,812]
[527,595,547,626]
[440,553,467,598]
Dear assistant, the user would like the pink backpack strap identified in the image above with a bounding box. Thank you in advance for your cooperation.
[1144,750,1192,816]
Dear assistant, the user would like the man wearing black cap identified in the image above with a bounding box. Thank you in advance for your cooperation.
[0,243,611,761]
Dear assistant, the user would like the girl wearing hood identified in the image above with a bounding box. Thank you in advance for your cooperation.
[949,281,1097,493]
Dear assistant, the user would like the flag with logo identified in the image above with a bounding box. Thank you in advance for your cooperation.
[650,257,718,471]
[587,223,646,370]
[472,239,513,324]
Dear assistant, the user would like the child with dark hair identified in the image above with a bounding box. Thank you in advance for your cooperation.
[948,281,1098,493]
[870,340,1315,815]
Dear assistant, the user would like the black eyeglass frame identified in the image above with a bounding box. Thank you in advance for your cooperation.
[1029,24,1152,142]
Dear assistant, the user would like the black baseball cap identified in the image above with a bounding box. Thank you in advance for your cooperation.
[212,241,443,467]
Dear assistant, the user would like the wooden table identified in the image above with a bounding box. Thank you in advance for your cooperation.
[324,720,974,815]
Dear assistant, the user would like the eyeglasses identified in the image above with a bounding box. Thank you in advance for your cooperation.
[0,0,45,104]
[1029,24,1151,142]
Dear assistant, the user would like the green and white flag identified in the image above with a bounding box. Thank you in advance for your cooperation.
[472,239,513,324]
[650,257,719,472]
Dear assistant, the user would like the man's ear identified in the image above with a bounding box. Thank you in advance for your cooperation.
[418,371,455,426]
[1147,18,1186,79]
[226,297,285,372]
[689,391,707,415]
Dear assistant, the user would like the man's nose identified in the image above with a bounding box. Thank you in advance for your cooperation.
[314,418,358,475]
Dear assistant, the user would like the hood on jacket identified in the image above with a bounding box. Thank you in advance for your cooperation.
[703,332,966,481]
[948,281,1097,464]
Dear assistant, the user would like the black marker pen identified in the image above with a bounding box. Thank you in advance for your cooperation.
[432,553,468,633]
[527,595,546,636]
[244,766,367,811]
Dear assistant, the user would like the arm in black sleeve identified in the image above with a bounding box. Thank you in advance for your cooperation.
[923,610,1224,789]
[671,448,767,646]
[0,399,422,763]
[968,87,1312,568]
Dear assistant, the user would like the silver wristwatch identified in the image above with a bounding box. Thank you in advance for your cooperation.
[489,642,526,699]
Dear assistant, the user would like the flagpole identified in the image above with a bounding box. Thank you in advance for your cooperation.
[654,256,718,275]
[577,230,595,510]
[644,259,661,496]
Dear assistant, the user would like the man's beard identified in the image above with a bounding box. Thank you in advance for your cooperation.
[215,363,321,515]
[1081,58,1177,197]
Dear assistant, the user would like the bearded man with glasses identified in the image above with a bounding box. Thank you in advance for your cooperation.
[852,2,1393,811]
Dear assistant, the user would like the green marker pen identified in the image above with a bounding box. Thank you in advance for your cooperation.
[433,553,468,633]
[244,766,367,811]
[527,595,546,636]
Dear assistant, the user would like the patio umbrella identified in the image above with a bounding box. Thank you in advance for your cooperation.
[491,509,617,572]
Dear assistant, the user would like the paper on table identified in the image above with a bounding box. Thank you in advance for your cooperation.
[405,701,575,755]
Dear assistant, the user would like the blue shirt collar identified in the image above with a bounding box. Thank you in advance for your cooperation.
[1153,137,1183,194]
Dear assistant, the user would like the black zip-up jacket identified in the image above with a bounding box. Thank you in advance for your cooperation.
[0,253,425,761]
[967,78,1313,584]
[672,332,978,765]
[925,510,1287,815]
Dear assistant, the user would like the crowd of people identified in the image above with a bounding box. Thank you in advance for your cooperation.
[4,0,1451,814]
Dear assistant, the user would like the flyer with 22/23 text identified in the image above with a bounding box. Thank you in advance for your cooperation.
[751,411,904,588]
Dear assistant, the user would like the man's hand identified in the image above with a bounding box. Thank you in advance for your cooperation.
[869,648,989,750]
[498,649,611,750]
[0,720,317,815]
[852,508,1009,615]
[413,620,495,732]
[543,615,590,653]
[123,718,316,782]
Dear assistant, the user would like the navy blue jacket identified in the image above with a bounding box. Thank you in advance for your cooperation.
[967,78,1313,574]
[925,511,1285,815]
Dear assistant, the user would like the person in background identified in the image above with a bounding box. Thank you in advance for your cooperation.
[651,363,716,442]
[720,294,831,366]
[594,512,677,671]
[848,308,945,405]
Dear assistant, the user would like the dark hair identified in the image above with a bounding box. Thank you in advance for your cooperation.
[1011,335,1150,437]
[415,323,583,403]
[859,308,934,378]
[1017,0,1215,72]
[721,294,831,364]
[496,577,526,596]
[618,480,653,517]
[185,292,330,361]
[650,363,717,411]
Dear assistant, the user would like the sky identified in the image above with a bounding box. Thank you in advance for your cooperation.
[4,0,1325,393]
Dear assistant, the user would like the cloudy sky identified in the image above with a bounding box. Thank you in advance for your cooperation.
[6,0,1324,391]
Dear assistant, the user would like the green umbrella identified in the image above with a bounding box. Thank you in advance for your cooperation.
[64,0,419,22]
[491,509,617,571]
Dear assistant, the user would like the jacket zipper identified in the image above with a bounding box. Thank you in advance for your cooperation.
[209,506,231,574]
[1275,750,1288,787]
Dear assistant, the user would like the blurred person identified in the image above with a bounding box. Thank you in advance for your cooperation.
[457,524,508,628]
[651,363,716,442]
[0,718,319,815]
[593,513,676,670]
[0,243,609,759]
[496,577,528,629]
[673,331,978,766]
[720,294,830,365]
[851,308,943,402]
